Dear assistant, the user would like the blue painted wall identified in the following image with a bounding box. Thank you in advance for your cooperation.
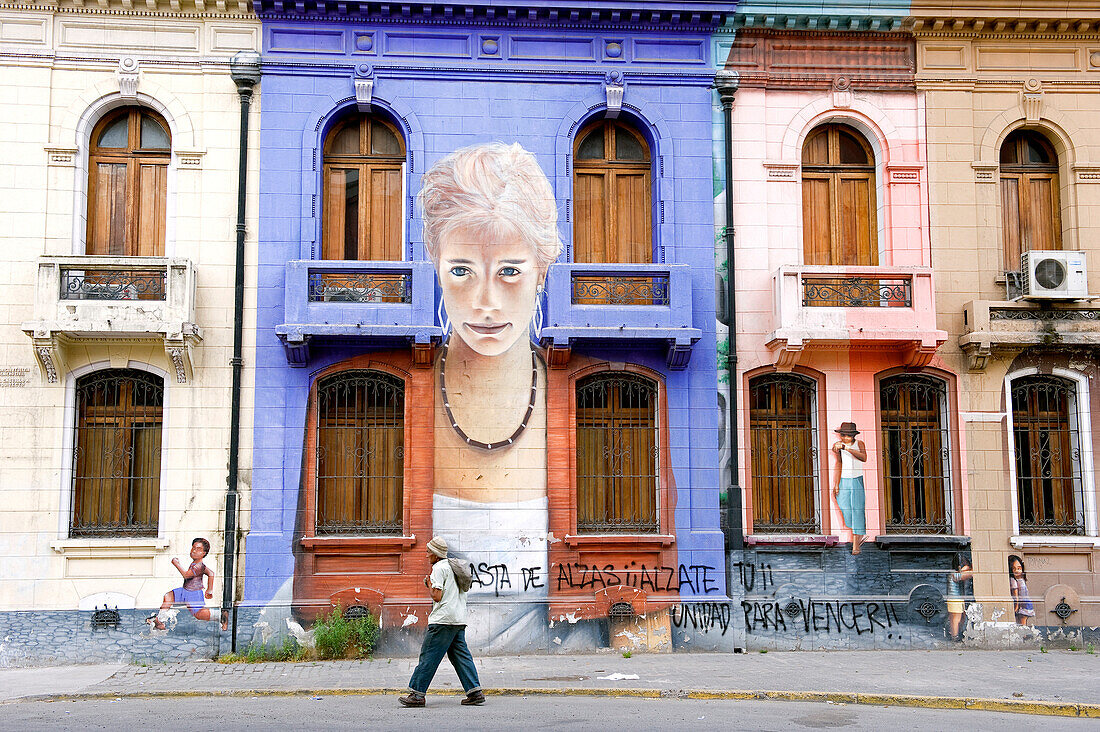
[246,8,728,642]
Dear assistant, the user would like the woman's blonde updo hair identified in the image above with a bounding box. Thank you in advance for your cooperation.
[418,142,563,270]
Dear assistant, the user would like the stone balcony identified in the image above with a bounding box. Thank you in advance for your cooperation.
[275,259,441,366]
[540,262,701,369]
[22,256,201,384]
[766,265,946,368]
[959,300,1100,371]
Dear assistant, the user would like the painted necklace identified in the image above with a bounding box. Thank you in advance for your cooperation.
[439,339,538,451]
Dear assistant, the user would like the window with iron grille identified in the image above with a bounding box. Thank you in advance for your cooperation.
[879,375,953,534]
[71,369,163,537]
[749,374,820,534]
[576,373,659,534]
[1011,375,1085,536]
[316,370,404,535]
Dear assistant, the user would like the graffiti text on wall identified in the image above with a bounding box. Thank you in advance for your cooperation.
[742,599,903,635]
[670,602,732,635]
[555,563,721,595]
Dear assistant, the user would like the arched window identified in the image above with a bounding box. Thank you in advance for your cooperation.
[1011,376,1084,535]
[879,375,952,534]
[802,124,877,266]
[322,114,405,261]
[71,369,163,537]
[315,370,404,534]
[87,107,171,256]
[1000,130,1061,271]
[576,373,658,534]
[749,374,819,533]
[573,119,652,264]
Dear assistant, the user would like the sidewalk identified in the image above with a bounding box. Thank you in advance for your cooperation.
[3,650,1099,717]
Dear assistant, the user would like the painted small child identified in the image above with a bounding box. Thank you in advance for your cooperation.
[148,538,227,631]
[1008,554,1035,626]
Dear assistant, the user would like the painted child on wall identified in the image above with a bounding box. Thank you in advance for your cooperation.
[419,142,561,647]
[1008,554,1035,626]
[830,422,868,555]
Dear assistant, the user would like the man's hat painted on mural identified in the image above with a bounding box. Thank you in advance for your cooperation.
[834,422,860,436]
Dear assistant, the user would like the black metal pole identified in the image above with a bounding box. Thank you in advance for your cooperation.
[715,70,743,552]
[225,55,260,652]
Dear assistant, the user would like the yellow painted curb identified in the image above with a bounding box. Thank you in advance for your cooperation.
[6,687,1098,717]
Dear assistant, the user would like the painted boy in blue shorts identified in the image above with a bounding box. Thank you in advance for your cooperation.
[148,538,227,631]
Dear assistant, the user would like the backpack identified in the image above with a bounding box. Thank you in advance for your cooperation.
[448,557,473,593]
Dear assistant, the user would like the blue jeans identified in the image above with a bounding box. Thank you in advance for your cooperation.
[407,624,481,697]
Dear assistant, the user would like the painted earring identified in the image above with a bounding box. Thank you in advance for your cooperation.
[531,287,544,342]
[437,298,450,337]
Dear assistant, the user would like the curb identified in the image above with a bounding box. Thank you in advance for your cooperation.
[6,687,1099,717]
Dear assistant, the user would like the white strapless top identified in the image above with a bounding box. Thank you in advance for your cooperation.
[431,492,549,599]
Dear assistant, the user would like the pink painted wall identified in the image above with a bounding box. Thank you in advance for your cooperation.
[729,87,969,541]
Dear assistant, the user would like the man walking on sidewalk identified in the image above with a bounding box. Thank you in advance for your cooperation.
[399,536,485,707]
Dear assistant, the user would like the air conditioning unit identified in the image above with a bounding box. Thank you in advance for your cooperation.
[1018,251,1088,300]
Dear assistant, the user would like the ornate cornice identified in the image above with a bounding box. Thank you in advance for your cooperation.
[251,1,732,29]
[910,18,1100,38]
[0,0,253,15]
[725,29,915,91]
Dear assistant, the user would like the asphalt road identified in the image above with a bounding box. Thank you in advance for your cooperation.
[2,695,1094,731]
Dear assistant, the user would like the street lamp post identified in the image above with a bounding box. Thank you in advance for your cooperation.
[223,50,261,651]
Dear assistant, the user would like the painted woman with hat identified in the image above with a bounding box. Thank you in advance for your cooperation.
[830,422,868,554]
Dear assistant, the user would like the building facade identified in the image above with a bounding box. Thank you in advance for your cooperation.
[914,0,1100,633]
[718,3,975,650]
[242,0,733,653]
[0,1,260,663]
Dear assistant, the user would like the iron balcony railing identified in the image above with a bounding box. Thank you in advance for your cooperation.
[277,260,441,365]
[60,268,167,301]
[802,276,912,308]
[541,262,700,369]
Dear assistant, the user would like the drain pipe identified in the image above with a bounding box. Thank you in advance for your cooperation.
[225,51,262,652]
[715,69,743,552]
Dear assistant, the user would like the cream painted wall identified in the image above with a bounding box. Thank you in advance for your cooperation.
[919,29,1100,623]
[0,6,260,611]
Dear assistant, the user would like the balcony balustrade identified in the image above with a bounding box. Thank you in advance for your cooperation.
[767,265,945,368]
[959,300,1100,371]
[540,262,700,369]
[276,259,440,366]
[22,256,200,383]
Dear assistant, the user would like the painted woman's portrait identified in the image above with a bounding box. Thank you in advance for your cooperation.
[419,142,561,646]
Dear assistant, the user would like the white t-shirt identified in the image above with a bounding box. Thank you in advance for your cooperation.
[427,557,467,625]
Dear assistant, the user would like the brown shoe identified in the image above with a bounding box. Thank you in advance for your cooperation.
[399,693,425,707]
[461,690,486,706]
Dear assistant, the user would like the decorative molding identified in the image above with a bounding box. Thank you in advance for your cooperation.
[1022,78,1043,122]
[354,64,374,110]
[254,3,732,29]
[604,70,624,118]
[30,335,61,384]
[961,342,992,372]
[165,344,188,384]
[116,56,139,98]
[45,146,78,168]
[175,149,205,168]
[763,160,799,181]
[1073,164,1100,183]
[911,17,1100,38]
[831,76,852,108]
[724,29,916,91]
[972,161,998,183]
[886,164,922,185]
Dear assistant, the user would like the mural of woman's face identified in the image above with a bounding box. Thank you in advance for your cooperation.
[438,227,542,357]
